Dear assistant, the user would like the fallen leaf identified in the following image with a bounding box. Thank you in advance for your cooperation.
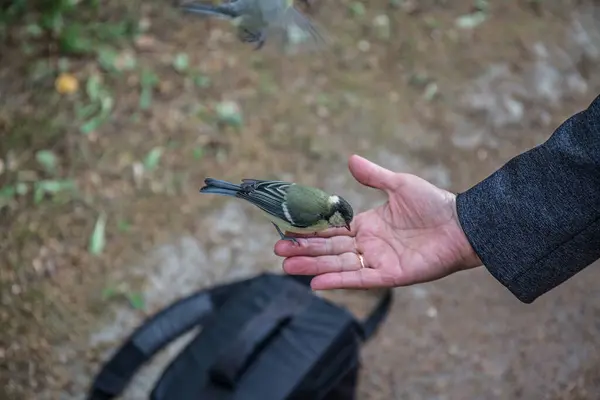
[117,220,132,232]
[139,69,159,110]
[89,212,107,256]
[143,147,163,171]
[127,292,146,310]
[55,73,79,95]
[101,286,118,300]
[192,146,204,160]
[349,2,366,17]
[173,52,190,72]
[455,12,487,29]
[423,82,438,101]
[86,74,102,101]
[215,100,243,127]
[97,47,120,72]
[35,150,59,174]
[33,180,76,203]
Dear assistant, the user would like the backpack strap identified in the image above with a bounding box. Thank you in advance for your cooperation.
[86,274,312,400]
[356,289,393,341]
[86,278,252,400]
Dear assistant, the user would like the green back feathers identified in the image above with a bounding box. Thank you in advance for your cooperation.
[284,184,331,225]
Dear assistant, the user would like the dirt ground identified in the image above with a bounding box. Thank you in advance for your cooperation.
[2,0,600,399]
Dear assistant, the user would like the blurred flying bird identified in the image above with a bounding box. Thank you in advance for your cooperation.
[180,0,326,51]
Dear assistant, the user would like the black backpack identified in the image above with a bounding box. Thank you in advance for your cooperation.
[87,272,393,400]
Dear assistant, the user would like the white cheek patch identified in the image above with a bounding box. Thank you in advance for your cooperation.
[329,212,343,226]
[328,195,340,205]
[282,202,294,224]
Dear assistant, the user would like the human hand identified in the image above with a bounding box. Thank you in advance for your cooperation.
[274,155,483,290]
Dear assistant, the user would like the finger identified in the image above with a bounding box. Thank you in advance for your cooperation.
[285,224,357,239]
[274,236,356,257]
[310,269,395,290]
[348,154,397,192]
[314,225,356,237]
[282,253,362,275]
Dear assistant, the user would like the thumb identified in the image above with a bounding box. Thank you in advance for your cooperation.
[348,155,397,192]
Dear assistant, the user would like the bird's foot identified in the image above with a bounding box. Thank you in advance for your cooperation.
[254,32,266,50]
[282,235,299,245]
[272,223,299,245]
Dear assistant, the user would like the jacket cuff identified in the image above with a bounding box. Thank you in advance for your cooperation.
[456,190,537,303]
[456,95,600,304]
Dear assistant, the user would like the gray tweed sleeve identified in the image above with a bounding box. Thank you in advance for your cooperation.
[456,94,600,303]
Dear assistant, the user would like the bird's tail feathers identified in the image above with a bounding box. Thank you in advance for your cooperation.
[199,178,241,196]
[180,2,237,18]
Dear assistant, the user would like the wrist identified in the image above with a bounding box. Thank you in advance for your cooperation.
[449,193,483,271]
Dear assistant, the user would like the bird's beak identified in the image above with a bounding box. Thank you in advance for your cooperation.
[345,222,351,231]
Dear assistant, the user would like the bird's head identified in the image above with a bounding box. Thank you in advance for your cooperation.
[326,195,354,231]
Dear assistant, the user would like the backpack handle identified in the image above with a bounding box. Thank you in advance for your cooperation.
[357,289,394,341]
[208,283,312,388]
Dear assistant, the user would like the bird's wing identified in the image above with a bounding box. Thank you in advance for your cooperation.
[276,6,329,51]
[236,180,300,225]
[180,2,238,18]
[282,185,330,226]
[230,0,259,17]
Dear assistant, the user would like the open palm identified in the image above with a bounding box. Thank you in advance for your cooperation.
[274,155,482,290]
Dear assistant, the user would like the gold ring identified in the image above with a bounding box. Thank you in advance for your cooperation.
[353,237,365,269]
[357,253,366,269]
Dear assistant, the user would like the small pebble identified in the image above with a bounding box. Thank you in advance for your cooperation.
[373,14,391,39]
[358,40,371,52]
[134,34,157,50]
[400,0,419,14]
[426,306,438,318]
[139,17,151,31]
[477,148,488,160]
[11,284,21,295]
[317,106,329,118]
[132,163,144,188]
[448,344,460,355]
[410,286,428,299]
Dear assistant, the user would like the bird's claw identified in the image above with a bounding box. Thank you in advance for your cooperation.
[272,223,299,245]
[282,235,299,245]
[238,28,265,50]
[254,34,266,51]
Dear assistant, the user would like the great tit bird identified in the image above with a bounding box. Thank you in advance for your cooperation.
[199,178,354,243]
[180,0,326,51]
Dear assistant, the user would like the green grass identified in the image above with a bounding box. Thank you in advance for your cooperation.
[0,0,145,259]
[1,0,141,52]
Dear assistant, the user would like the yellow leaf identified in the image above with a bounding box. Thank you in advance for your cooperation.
[55,73,79,95]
